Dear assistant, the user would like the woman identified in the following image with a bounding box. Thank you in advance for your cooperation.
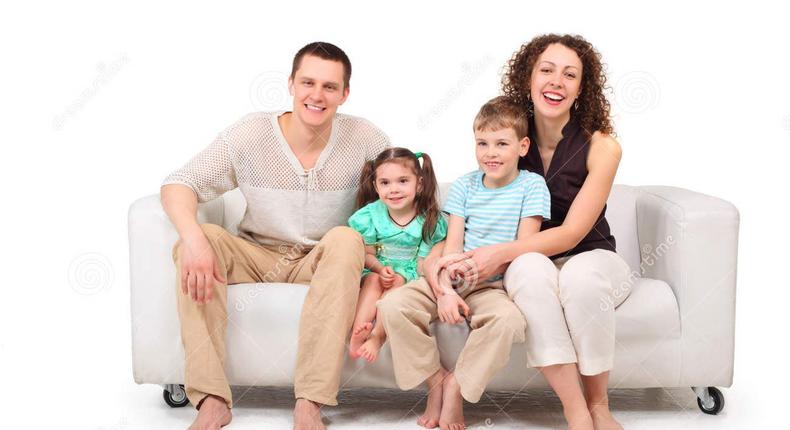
[437,34,631,430]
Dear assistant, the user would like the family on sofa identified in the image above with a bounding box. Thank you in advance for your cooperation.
[160,36,630,430]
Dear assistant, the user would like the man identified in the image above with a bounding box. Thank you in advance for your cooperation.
[161,41,390,430]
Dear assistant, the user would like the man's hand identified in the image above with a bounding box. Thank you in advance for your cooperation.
[179,234,226,304]
[438,293,470,324]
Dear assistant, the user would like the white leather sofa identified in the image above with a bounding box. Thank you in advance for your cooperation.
[128,184,739,414]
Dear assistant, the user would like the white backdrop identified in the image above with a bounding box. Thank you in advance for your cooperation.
[1,1,789,428]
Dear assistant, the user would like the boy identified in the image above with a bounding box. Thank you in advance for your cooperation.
[378,96,550,429]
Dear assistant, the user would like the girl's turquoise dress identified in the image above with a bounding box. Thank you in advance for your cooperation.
[348,199,448,282]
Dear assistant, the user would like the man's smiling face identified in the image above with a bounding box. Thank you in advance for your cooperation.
[288,54,349,128]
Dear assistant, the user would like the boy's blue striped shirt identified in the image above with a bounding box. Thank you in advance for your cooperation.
[443,170,551,252]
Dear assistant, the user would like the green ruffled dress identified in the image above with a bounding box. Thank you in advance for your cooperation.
[348,199,447,282]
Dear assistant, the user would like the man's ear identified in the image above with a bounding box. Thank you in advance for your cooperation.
[288,76,294,96]
[519,136,531,157]
[339,85,350,105]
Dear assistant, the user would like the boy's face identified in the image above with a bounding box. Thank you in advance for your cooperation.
[288,55,349,128]
[475,126,530,186]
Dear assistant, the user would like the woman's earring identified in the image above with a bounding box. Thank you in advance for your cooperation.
[526,93,534,115]
[573,98,579,110]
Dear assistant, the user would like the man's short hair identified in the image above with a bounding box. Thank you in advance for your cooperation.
[473,96,529,140]
[291,42,352,89]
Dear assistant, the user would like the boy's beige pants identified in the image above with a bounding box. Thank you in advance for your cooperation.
[172,223,365,409]
[377,278,526,403]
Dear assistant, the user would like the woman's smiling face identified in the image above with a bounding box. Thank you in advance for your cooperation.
[529,43,583,120]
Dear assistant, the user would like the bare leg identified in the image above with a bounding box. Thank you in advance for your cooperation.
[417,368,447,429]
[188,395,232,430]
[581,372,622,430]
[540,364,594,430]
[349,273,383,359]
[439,372,465,430]
[357,279,404,363]
[293,398,325,430]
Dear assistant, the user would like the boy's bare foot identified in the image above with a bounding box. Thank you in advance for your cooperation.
[358,332,384,362]
[188,395,232,430]
[439,373,465,430]
[293,398,325,430]
[417,368,447,428]
[349,322,373,359]
[588,403,623,430]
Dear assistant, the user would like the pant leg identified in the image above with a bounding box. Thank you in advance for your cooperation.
[376,277,441,390]
[453,287,526,403]
[286,226,365,406]
[557,249,632,375]
[173,223,285,409]
[504,252,577,368]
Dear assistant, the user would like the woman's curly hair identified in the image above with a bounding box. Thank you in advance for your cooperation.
[502,34,614,137]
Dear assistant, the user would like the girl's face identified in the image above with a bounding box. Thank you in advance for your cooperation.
[529,43,583,120]
[373,161,422,213]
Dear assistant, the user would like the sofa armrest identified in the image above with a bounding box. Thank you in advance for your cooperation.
[127,193,224,384]
[635,185,739,387]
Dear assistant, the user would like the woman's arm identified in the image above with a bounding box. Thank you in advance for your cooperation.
[467,133,623,278]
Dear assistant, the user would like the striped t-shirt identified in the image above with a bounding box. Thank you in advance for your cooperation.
[443,170,551,252]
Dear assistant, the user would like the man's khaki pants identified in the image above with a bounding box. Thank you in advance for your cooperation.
[377,278,526,403]
[172,223,365,409]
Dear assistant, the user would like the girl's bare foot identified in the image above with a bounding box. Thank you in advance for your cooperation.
[358,332,384,362]
[417,368,447,429]
[589,403,623,430]
[349,322,373,359]
[188,395,232,430]
[439,373,465,430]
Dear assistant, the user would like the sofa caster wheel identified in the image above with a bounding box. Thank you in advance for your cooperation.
[693,386,724,415]
[163,384,189,408]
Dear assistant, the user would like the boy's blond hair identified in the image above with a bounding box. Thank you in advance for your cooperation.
[473,96,529,140]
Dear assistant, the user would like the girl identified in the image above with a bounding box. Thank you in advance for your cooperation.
[347,147,447,362]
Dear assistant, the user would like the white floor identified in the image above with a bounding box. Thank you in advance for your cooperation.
[112,383,754,429]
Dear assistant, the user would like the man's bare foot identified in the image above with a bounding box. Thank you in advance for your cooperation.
[349,322,373,359]
[439,373,465,430]
[358,333,384,362]
[588,403,623,430]
[293,398,325,430]
[188,395,231,430]
[417,368,447,429]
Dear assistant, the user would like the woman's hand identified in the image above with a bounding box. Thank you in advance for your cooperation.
[437,293,470,324]
[461,244,509,282]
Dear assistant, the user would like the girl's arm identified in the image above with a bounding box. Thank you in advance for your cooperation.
[466,133,623,278]
[363,245,384,273]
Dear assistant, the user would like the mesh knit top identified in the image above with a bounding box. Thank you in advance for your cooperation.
[163,111,391,249]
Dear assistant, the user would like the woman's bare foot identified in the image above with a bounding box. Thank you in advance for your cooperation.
[564,404,594,430]
[188,395,232,430]
[349,322,373,359]
[439,373,465,430]
[417,368,447,428]
[358,332,384,362]
[588,403,623,430]
[293,398,325,430]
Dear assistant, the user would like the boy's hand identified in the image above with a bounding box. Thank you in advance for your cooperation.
[438,293,470,324]
[380,266,396,288]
